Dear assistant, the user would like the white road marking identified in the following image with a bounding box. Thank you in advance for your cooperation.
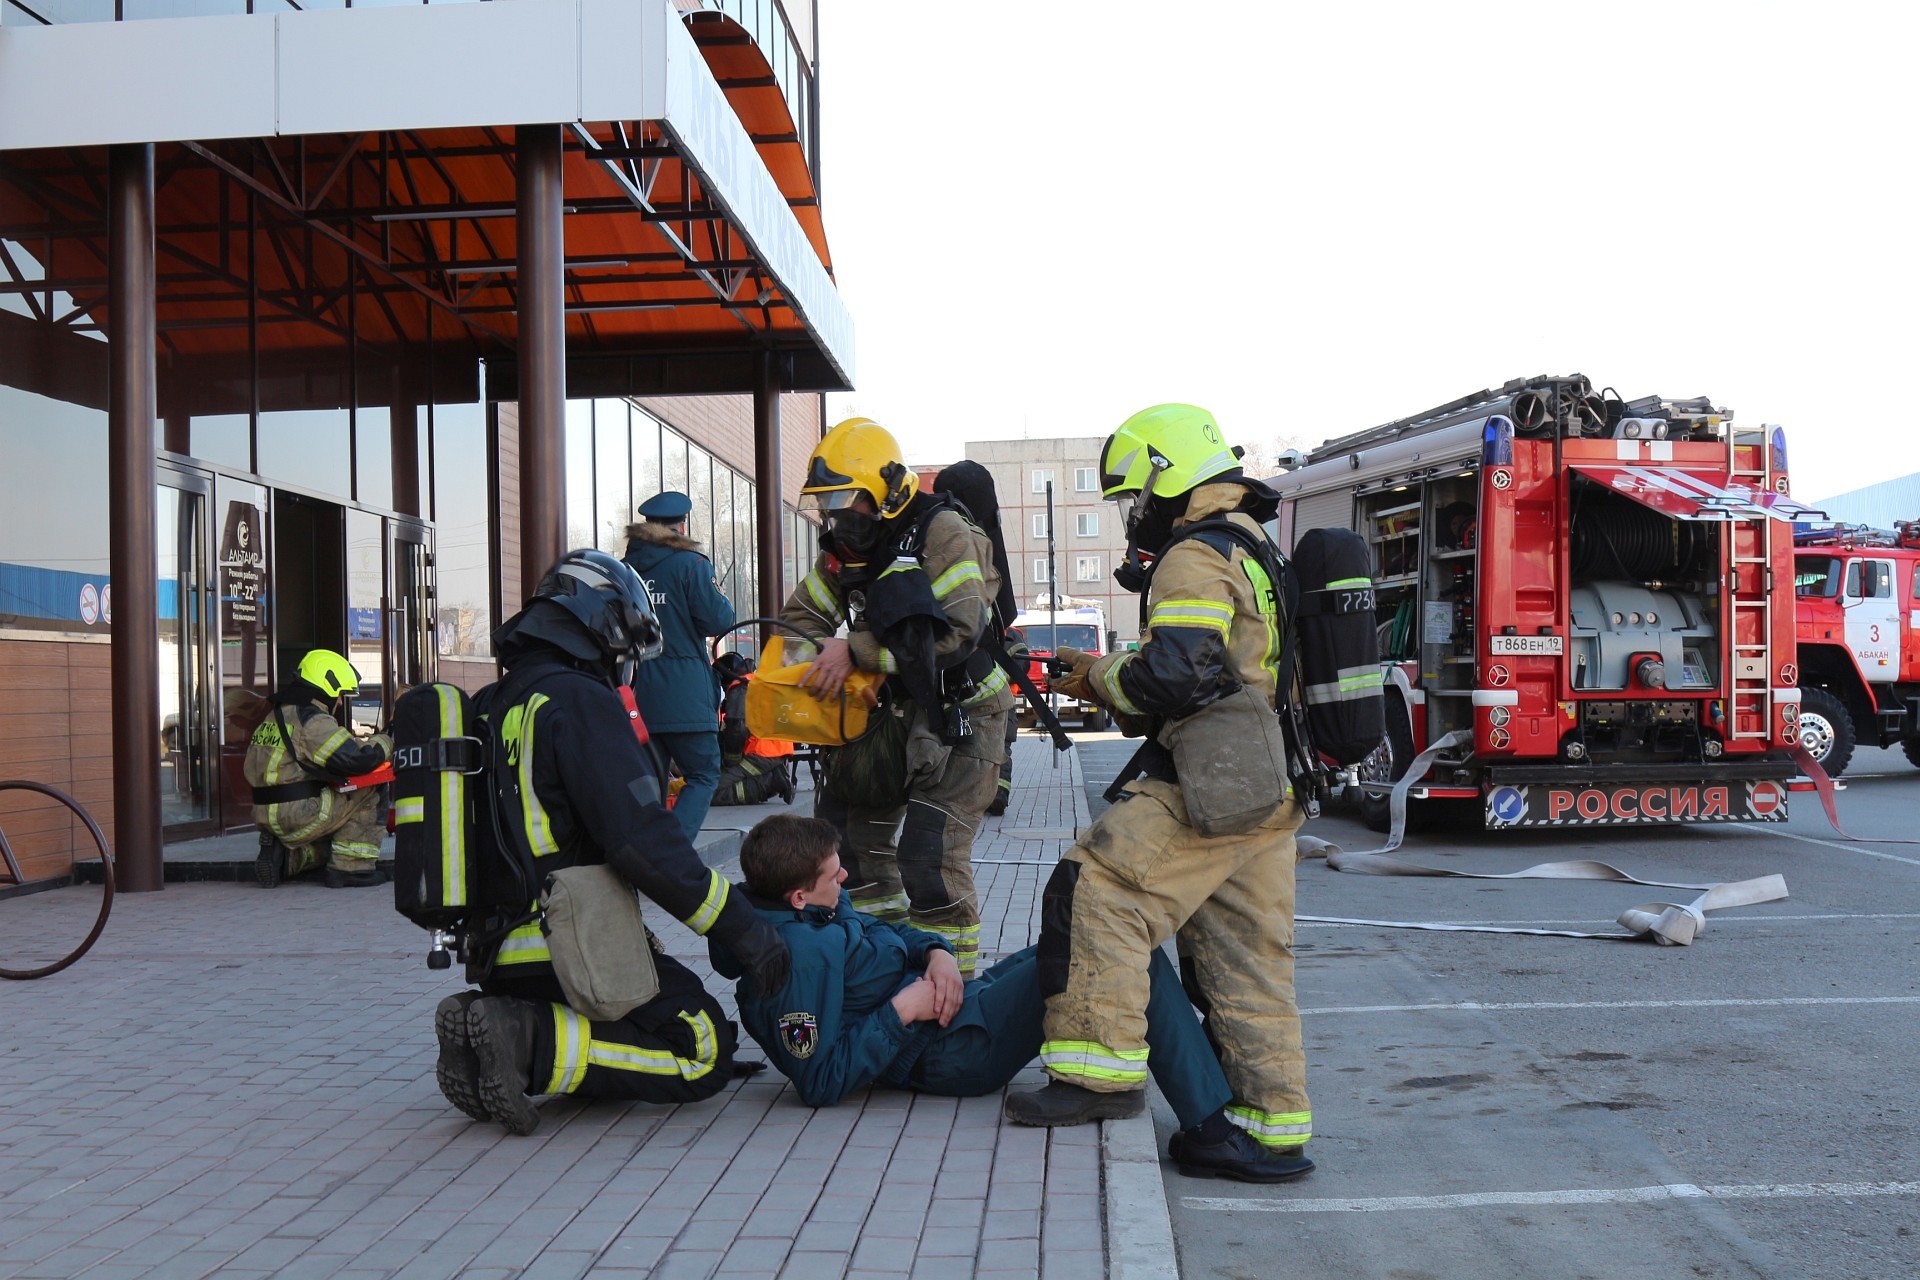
[1724,824,1920,869]
[1302,912,1920,928]
[1183,1181,1920,1214]
[1302,994,1920,1016]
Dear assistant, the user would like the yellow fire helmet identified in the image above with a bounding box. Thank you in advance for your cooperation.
[297,648,361,699]
[1098,403,1243,502]
[799,417,916,518]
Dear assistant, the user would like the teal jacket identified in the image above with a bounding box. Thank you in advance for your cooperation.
[710,889,952,1106]
[622,522,736,733]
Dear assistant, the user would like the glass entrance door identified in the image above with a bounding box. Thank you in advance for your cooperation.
[157,473,214,834]
[390,520,435,700]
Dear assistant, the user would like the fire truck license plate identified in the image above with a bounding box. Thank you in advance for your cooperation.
[1489,635,1564,656]
[1485,780,1790,827]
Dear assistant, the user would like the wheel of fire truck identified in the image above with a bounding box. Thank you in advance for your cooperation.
[1358,697,1425,833]
[1796,687,1856,778]
[1902,736,1920,770]
[1082,708,1110,732]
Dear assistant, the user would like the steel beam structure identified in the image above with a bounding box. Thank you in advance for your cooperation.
[107,143,163,895]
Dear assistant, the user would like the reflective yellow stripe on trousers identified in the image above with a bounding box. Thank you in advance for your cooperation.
[546,1006,721,1093]
[1227,1104,1312,1148]
[1039,1039,1150,1085]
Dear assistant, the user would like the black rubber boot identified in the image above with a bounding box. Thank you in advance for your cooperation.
[466,996,545,1136]
[986,788,1009,817]
[1168,1126,1314,1183]
[324,864,390,889]
[434,992,489,1123]
[1003,1080,1145,1127]
[254,833,284,889]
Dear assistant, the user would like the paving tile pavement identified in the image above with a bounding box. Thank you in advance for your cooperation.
[0,734,1114,1280]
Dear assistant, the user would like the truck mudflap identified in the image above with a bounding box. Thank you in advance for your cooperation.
[1484,778,1791,828]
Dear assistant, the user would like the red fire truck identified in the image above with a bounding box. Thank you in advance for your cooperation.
[1790,520,1920,775]
[1269,374,1820,833]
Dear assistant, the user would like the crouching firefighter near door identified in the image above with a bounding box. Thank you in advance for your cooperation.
[1005,403,1318,1184]
[246,648,393,889]
[781,418,1014,976]
[415,550,791,1135]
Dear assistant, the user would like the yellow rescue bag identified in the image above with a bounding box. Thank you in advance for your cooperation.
[744,635,885,746]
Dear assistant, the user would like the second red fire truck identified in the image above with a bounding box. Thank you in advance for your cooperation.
[1269,374,1820,833]
[1791,520,1920,776]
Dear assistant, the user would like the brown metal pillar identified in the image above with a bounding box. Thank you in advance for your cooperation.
[108,143,162,894]
[754,349,785,620]
[516,124,567,599]
[391,401,420,519]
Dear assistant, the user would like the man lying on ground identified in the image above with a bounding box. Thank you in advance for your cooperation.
[709,813,1313,1181]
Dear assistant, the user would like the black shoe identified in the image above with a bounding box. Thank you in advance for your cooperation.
[434,992,489,1123]
[466,997,544,1135]
[1003,1081,1145,1127]
[775,771,795,805]
[1168,1126,1314,1183]
[324,865,390,889]
[986,791,1009,817]
[254,834,284,889]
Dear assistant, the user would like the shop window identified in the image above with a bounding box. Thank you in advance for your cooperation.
[632,408,663,519]
[191,414,250,473]
[688,442,715,555]
[564,399,595,553]
[431,396,491,658]
[0,384,109,636]
[595,399,630,555]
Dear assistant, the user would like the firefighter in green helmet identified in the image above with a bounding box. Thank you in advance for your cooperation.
[1003,404,1315,1184]
[245,648,393,888]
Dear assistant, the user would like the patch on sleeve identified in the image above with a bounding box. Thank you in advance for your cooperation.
[777,1011,819,1060]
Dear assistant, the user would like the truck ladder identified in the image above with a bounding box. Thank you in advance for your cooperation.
[1725,425,1774,741]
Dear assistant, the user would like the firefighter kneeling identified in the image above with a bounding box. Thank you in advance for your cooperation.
[432,551,790,1135]
[1004,404,1314,1183]
[246,648,392,889]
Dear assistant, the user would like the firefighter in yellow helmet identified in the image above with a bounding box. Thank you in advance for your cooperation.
[245,648,394,888]
[777,417,1014,974]
[1003,404,1315,1184]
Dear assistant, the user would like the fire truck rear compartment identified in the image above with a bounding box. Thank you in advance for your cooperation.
[1566,483,1722,759]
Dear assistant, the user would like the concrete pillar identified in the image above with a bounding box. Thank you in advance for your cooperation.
[108,143,162,894]
[516,124,567,599]
[754,349,785,621]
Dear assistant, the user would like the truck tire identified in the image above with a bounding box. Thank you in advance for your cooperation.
[1903,737,1920,770]
[1082,708,1110,732]
[1359,698,1421,833]
[1797,687,1856,777]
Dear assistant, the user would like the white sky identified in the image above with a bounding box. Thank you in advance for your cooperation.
[816,0,1919,504]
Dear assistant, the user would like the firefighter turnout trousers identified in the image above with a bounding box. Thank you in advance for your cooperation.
[252,786,386,874]
[814,702,1008,976]
[1037,776,1312,1150]
[482,951,737,1105]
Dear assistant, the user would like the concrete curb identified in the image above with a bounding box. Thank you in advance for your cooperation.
[1066,741,1183,1280]
[1104,1110,1182,1280]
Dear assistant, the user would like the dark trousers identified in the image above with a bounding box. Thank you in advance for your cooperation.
[655,729,722,841]
[483,952,737,1105]
[907,947,1231,1128]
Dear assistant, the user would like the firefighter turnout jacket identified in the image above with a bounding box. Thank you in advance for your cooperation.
[779,504,1014,973]
[245,697,392,868]
[1036,480,1313,1151]
[473,653,770,985]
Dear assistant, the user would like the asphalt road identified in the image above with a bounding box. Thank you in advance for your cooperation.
[1070,735,1920,1280]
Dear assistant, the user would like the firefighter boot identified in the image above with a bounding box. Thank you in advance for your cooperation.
[466,996,544,1135]
[324,864,390,889]
[254,832,285,889]
[1168,1126,1314,1183]
[1003,1081,1145,1127]
[434,992,489,1123]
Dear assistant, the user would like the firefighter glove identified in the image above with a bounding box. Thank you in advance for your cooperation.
[1052,646,1098,703]
[729,916,792,997]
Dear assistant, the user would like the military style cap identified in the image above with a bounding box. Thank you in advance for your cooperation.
[638,490,693,521]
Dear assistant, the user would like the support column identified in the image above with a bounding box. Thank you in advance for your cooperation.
[516,124,567,600]
[754,349,785,621]
[108,144,162,894]
[391,400,420,519]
